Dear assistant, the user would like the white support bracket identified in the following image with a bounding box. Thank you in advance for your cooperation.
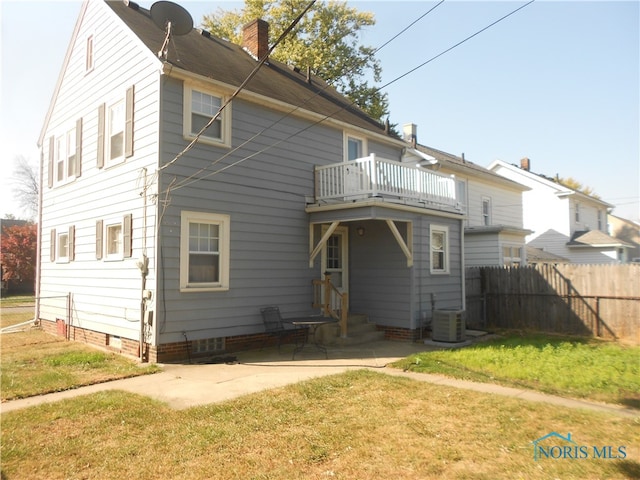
[386,219,413,267]
[309,221,340,267]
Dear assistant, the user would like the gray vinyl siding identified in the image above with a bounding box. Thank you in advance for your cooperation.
[350,214,463,330]
[39,1,160,342]
[156,79,349,343]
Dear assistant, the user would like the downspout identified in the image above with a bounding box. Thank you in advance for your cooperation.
[461,218,466,311]
[34,148,45,325]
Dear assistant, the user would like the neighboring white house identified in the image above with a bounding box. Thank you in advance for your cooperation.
[489,158,632,263]
[408,136,531,267]
[609,214,640,262]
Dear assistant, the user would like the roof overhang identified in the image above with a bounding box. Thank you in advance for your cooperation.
[464,225,533,236]
[161,63,407,151]
[402,147,437,165]
[306,197,465,221]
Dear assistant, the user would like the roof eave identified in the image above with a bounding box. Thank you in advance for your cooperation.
[161,63,400,147]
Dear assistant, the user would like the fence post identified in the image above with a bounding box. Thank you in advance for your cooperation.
[595,296,601,337]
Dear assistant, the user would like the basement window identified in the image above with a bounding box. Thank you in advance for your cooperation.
[192,337,225,354]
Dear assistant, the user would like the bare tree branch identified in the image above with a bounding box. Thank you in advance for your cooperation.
[11,155,39,218]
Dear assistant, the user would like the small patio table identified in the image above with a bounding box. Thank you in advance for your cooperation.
[290,317,338,359]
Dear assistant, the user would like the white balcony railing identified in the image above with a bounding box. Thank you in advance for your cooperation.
[314,154,457,208]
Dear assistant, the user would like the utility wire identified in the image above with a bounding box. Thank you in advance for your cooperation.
[165,0,535,192]
[378,0,536,91]
[167,2,447,191]
[159,0,317,172]
[374,0,445,54]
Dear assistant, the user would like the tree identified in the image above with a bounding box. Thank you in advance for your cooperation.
[0,223,37,291]
[555,176,600,199]
[12,155,39,219]
[202,0,389,122]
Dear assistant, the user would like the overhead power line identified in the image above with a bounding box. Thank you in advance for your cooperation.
[163,0,536,193]
[159,0,317,172]
[378,0,536,91]
[166,1,446,192]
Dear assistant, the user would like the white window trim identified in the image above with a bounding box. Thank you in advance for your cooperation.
[104,217,124,261]
[502,244,523,267]
[57,231,70,264]
[429,224,450,275]
[85,34,94,73]
[105,97,126,167]
[53,124,78,186]
[481,196,492,226]
[575,202,580,223]
[344,132,367,162]
[180,211,231,292]
[597,210,603,231]
[183,83,232,148]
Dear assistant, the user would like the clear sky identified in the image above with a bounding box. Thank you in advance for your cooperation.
[1,0,638,221]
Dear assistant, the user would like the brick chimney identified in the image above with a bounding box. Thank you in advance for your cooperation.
[242,19,269,61]
[520,157,531,171]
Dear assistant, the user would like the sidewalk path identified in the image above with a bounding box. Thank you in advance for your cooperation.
[2,341,638,418]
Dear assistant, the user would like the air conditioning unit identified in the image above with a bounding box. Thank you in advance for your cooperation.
[432,309,465,342]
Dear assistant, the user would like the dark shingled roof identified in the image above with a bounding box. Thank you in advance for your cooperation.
[416,144,527,190]
[106,0,388,136]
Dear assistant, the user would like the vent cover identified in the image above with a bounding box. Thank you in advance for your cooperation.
[432,309,465,342]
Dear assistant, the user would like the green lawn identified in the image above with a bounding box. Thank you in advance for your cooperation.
[1,326,159,401]
[393,333,640,407]
[1,370,638,480]
[2,327,639,479]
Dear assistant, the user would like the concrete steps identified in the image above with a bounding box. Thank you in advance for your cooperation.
[318,313,385,347]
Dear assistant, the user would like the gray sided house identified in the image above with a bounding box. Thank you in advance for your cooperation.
[37,0,465,362]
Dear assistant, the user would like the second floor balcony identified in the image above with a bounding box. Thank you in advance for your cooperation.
[314,154,459,211]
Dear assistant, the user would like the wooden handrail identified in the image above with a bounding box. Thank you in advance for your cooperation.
[312,276,348,338]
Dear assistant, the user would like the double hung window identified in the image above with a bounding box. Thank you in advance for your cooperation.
[48,120,81,187]
[184,84,230,147]
[482,197,491,226]
[50,226,75,263]
[430,225,449,274]
[180,211,230,291]
[97,86,134,168]
[96,215,132,261]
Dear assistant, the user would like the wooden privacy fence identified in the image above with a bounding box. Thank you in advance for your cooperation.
[466,264,640,343]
